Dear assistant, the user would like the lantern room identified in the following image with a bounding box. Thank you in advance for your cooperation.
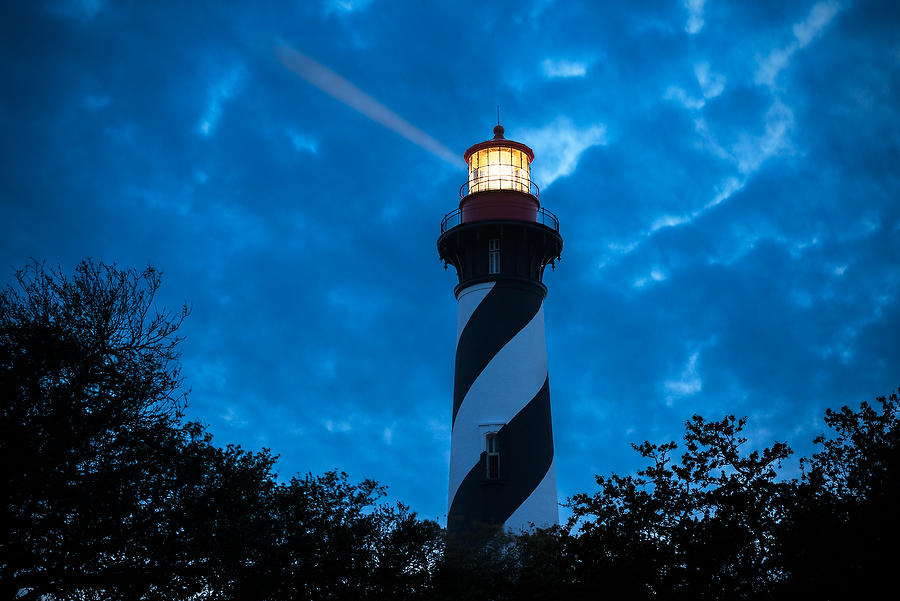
[464,125,534,195]
[445,124,551,228]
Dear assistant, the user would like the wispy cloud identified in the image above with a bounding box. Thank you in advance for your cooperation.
[541,59,588,78]
[519,117,607,187]
[634,268,667,288]
[665,61,726,111]
[733,100,794,174]
[683,0,706,35]
[755,1,842,87]
[647,176,743,238]
[325,419,352,432]
[198,66,243,137]
[286,128,318,153]
[649,58,794,251]
[221,406,250,429]
[602,94,791,262]
[643,100,790,234]
[650,215,691,232]
[665,86,706,110]
[694,62,725,99]
[322,0,373,15]
[705,176,744,210]
[664,351,702,404]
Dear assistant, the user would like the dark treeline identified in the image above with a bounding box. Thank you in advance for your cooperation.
[2,261,897,600]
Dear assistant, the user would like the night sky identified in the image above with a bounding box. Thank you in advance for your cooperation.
[2,0,898,524]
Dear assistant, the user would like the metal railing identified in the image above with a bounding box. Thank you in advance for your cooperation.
[440,206,559,233]
[459,174,540,200]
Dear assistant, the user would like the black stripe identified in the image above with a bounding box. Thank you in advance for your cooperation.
[452,281,543,427]
[448,377,554,537]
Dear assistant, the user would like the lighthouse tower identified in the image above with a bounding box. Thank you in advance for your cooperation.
[438,124,563,537]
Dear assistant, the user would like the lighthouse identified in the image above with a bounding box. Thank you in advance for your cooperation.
[438,124,563,537]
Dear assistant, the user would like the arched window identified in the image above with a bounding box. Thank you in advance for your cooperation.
[485,432,500,480]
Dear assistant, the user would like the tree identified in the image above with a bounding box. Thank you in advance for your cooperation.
[536,391,900,600]
[562,415,794,600]
[429,390,900,600]
[7,260,896,600]
[1,260,190,600]
[1,261,444,601]
[777,390,900,597]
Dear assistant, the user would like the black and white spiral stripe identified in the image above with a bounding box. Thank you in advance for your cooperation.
[447,280,558,534]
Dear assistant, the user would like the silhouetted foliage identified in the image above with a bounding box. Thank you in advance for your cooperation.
[776,391,900,598]
[4,260,898,600]
[2,260,191,600]
[1,261,442,601]
[561,414,793,600]
[479,391,900,601]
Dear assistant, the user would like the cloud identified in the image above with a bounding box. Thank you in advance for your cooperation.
[519,117,607,187]
[755,1,842,87]
[664,351,703,404]
[325,419,352,433]
[664,63,725,111]
[694,62,725,99]
[287,128,318,153]
[793,1,843,45]
[634,268,667,288]
[651,80,793,246]
[650,215,691,232]
[665,86,706,110]
[198,66,244,137]
[683,0,706,34]
[705,176,744,210]
[221,406,249,429]
[323,0,373,14]
[733,100,794,175]
[602,93,790,262]
[693,117,732,160]
[541,59,588,78]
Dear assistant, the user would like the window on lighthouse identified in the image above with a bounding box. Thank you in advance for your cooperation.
[468,147,531,194]
[485,433,500,480]
[488,239,500,274]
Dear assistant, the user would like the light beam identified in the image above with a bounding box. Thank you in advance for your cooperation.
[276,44,462,168]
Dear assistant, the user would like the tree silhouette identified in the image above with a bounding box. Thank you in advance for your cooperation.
[3,260,897,600]
[2,260,190,599]
[778,391,900,598]
[496,392,900,600]
[560,414,792,600]
[1,261,442,601]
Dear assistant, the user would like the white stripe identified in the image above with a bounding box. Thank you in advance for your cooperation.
[504,459,558,532]
[448,305,547,506]
[455,282,494,341]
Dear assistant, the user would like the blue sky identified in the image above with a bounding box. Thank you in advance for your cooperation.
[2,0,898,523]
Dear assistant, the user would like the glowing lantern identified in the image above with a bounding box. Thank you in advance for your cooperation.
[464,125,534,195]
[456,125,540,224]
